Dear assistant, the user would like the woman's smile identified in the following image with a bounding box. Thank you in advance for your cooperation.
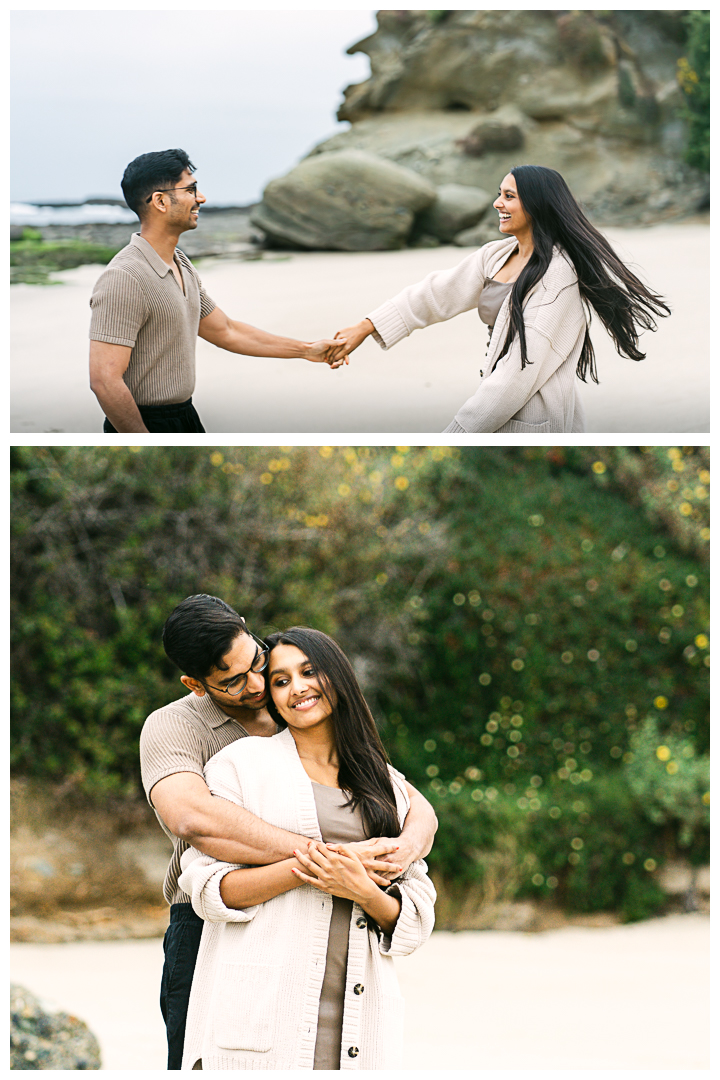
[291,693,321,711]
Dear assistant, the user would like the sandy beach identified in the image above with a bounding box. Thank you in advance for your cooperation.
[10,914,709,1071]
[10,222,708,435]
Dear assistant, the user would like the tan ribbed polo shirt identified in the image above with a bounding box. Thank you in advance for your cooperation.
[89,233,216,406]
[140,691,257,905]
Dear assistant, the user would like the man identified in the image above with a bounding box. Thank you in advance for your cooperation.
[141,594,437,1069]
[89,149,341,432]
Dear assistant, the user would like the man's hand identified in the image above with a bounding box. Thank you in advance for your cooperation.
[303,338,347,366]
[293,840,376,904]
[328,837,403,887]
[89,340,149,432]
[326,318,375,367]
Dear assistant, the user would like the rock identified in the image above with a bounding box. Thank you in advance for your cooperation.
[10,983,101,1069]
[453,211,503,248]
[415,183,493,242]
[457,118,525,158]
[250,150,437,250]
[321,9,707,227]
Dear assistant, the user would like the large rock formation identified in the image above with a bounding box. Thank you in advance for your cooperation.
[10,984,101,1069]
[331,11,706,219]
[250,149,436,250]
[250,10,707,250]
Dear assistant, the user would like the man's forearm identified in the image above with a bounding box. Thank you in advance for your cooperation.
[90,377,149,432]
[396,786,438,866]
[221,320,311,358]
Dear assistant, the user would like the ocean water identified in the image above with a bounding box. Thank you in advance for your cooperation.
[11,202,138,227]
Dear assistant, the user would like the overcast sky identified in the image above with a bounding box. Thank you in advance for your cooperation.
[11,9,377,204]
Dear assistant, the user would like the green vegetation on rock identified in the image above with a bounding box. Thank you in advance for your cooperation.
[10,446,709,920]
[676,10,710,174]
[10,230,121,284]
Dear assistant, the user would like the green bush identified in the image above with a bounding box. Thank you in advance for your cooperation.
[10,446,709,915]
[676,10,710,173]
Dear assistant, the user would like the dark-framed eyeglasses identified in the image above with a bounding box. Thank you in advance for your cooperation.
[204,632,269,696]
[145,181,198,204]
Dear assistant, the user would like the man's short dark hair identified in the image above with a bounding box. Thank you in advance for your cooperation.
[121,148,196,218]
[162,594,247,681]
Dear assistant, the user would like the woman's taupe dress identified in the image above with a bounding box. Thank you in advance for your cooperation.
[311,783,368,1070]
[477,277,512,372]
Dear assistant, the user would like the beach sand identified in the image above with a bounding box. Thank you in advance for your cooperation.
[10,914,710,1070]
[10,223,708,435]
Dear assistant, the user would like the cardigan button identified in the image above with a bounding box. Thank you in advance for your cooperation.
[356,916,367,929]
[348,1046,359,1058]
[353,983,364,995]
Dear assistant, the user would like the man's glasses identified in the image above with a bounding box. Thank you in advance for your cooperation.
[145,181,198,204]
[203,632,269,696]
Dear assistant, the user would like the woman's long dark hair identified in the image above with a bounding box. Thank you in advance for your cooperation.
[265,627,401,838]
[501,164,671,383]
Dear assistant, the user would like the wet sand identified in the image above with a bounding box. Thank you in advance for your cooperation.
[10,913,710,1071]
[10,223,708,435]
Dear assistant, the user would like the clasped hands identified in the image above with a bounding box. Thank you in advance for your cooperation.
[292,836,403,903]
[304,319,374,369]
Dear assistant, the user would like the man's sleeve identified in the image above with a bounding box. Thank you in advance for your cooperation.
[89,266,147,347]
[196,270,216,320]
[139,710,206,806]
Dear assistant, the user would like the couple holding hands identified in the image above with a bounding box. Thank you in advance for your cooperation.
[89,148,669,434]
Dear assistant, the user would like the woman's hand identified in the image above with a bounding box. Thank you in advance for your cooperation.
[293,841,402,935]
[326,319,376,367]
[303,337,347,365]
[292,840,376,906]
[337,838,403,887]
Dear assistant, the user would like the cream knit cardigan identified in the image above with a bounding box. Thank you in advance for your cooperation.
[367,237,588,433]
[178,727,436,1070]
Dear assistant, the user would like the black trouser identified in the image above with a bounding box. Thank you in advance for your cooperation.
[103,398,205,433]
[160,903,204,1070]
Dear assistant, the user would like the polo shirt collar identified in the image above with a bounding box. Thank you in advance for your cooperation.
[191,689,241,729]
[130,232,175,279]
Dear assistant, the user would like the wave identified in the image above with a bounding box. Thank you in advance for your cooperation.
[11,202,137,226]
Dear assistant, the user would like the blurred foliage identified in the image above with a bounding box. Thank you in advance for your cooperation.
[10,233,121,285]
[11,445,709,920]
[676,10,710,173]
[626,716,709,853]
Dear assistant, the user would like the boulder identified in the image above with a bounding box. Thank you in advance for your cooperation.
[415,183,493,242]
[250,149,436,251]
[457,117,525,158]
[10,984,101,1069]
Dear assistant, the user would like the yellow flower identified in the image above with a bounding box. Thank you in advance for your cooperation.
[656,745,671,761]
[654,696,668,709]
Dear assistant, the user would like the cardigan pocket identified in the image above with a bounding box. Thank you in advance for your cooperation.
[213,961,281,1051]
[500,418,551,434]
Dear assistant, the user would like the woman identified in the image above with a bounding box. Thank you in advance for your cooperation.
[330,165,671,433]
[178,627,435,1070]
